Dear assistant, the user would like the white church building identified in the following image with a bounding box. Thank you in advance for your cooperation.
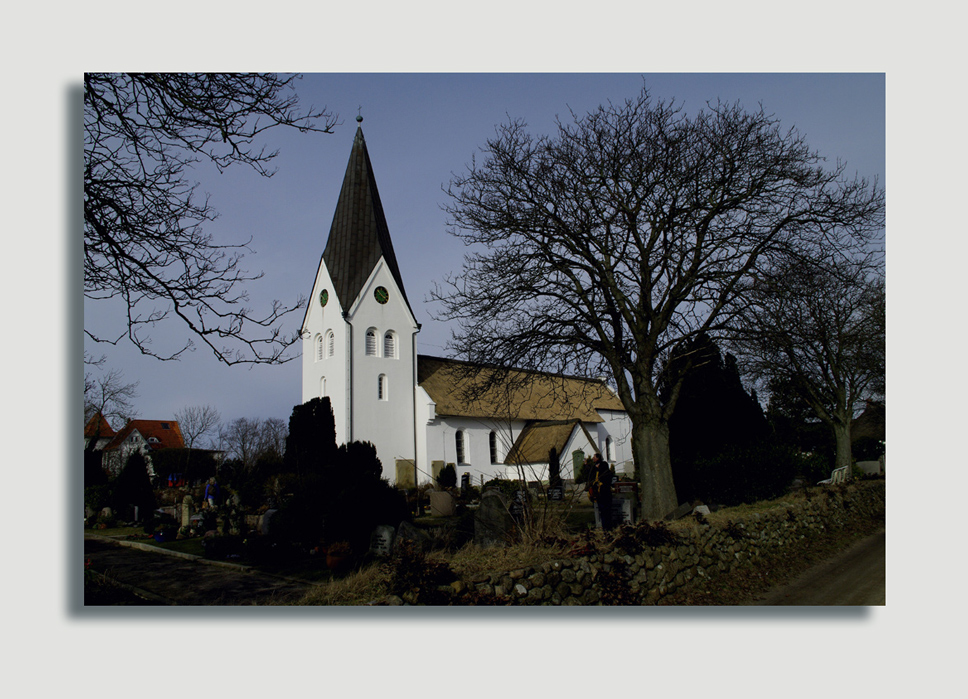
[301,121,634,487]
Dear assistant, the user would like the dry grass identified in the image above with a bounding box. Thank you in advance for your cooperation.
[444,540,569,581]
[292,562,391,605]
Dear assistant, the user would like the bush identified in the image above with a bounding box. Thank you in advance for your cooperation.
[852,436,884,462]
[685,442,811,506]
[113,452,155,522]
[436,463,457,489]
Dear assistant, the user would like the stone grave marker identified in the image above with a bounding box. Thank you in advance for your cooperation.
[475,489,515,547]
[369,525,396,557]
[395,459,416,489]
[181,495,193,527]
[429,490,455,517]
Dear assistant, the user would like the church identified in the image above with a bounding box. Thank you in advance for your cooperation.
[300,120,634,487]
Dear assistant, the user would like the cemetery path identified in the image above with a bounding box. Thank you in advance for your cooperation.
[84,535,317,605]
[751,528,886,605]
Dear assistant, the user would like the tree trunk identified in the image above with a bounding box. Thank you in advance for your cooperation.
[633,417,679,520]
[833,420,853,477]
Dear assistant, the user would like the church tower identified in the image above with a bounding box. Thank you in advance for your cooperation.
[301,119,419,479]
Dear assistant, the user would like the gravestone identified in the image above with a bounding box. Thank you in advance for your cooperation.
[460,472,471,496]
[181,495,193,527]
[260,508,277,536]
[395,520,429,550]
[595,498,633,528]
[431,460,445,483]
[395,459,416,489]
[369,525,396,557]
[510,489,528,521]
[475,489,515,547]
[548,485,564,501]
[429,490,455,517]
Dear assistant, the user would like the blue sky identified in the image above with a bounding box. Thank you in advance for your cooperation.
[83,73,886,434]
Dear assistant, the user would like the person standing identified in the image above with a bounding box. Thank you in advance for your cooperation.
[587,453,614,530]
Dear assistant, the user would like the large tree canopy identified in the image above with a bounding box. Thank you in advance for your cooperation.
[434,85,884,518]
[733,253,885,472]
[84,73,337,364]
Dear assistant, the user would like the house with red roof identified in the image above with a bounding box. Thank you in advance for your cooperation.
[83,412,117,451]
[101,419,186,478]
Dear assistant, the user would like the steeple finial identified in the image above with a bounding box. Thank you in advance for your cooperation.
[356,107,363,124]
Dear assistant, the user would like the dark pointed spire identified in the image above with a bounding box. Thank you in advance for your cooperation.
[322,124,412,314]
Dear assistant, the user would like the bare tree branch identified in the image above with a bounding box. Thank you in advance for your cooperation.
[84,73,338,364]
[433,84,884,518]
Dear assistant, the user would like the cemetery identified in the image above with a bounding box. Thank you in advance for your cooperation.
[84,428,885,605]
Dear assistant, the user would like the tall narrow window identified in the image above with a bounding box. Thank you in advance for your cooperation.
[365,329,378,356]
[315,334,324,361]
[378,374,388,401]
[384,331,396,359]
[456,430,465,464]
[605,436,613,462]
[326,330,335,358]
[489,431,498,464]
[320,376,326,397]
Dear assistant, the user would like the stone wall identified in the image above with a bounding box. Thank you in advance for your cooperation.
[455,480,885,606]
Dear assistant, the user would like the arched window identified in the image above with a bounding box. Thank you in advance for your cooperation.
[315,334,324,361]
[320,376,326,397]
[605,436,613,462]
[489,431,498,464]
[455,430,465,464]
[378,374,388,401]
[384,331,396,359]
[325,330,335,358]
[365,329,378,356]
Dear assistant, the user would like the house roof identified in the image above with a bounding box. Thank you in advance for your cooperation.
[84,412,116,439]
[318,124,413,317]
[103,420,185,451]
[417,355,625,422]
[504,419,598,466]
[851,400,885,444]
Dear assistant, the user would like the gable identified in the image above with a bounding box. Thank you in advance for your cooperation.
[104,420,185,451]
[504,420,598,466]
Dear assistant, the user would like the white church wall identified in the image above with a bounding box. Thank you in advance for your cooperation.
[347,260,419,481]
[422,415,528,487]
[301,263,351,444]
[595,409,635,474]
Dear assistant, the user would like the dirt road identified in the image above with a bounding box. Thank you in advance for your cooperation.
[752,528,885,605]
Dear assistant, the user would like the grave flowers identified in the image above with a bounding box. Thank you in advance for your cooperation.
[326,541,352,572]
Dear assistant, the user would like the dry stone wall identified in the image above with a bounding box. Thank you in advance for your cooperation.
[458,480,885,606]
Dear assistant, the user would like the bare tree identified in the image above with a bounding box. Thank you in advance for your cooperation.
[84,73,338,365]
[219,417,263,472]
[732,253,885,475]
[174,405,222,450]
[434,85,884,519]
[84,354,139,433]
[257,417,288,462]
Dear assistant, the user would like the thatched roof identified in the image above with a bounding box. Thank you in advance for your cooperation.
[417,356,625,422]
[504,420,597,466]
